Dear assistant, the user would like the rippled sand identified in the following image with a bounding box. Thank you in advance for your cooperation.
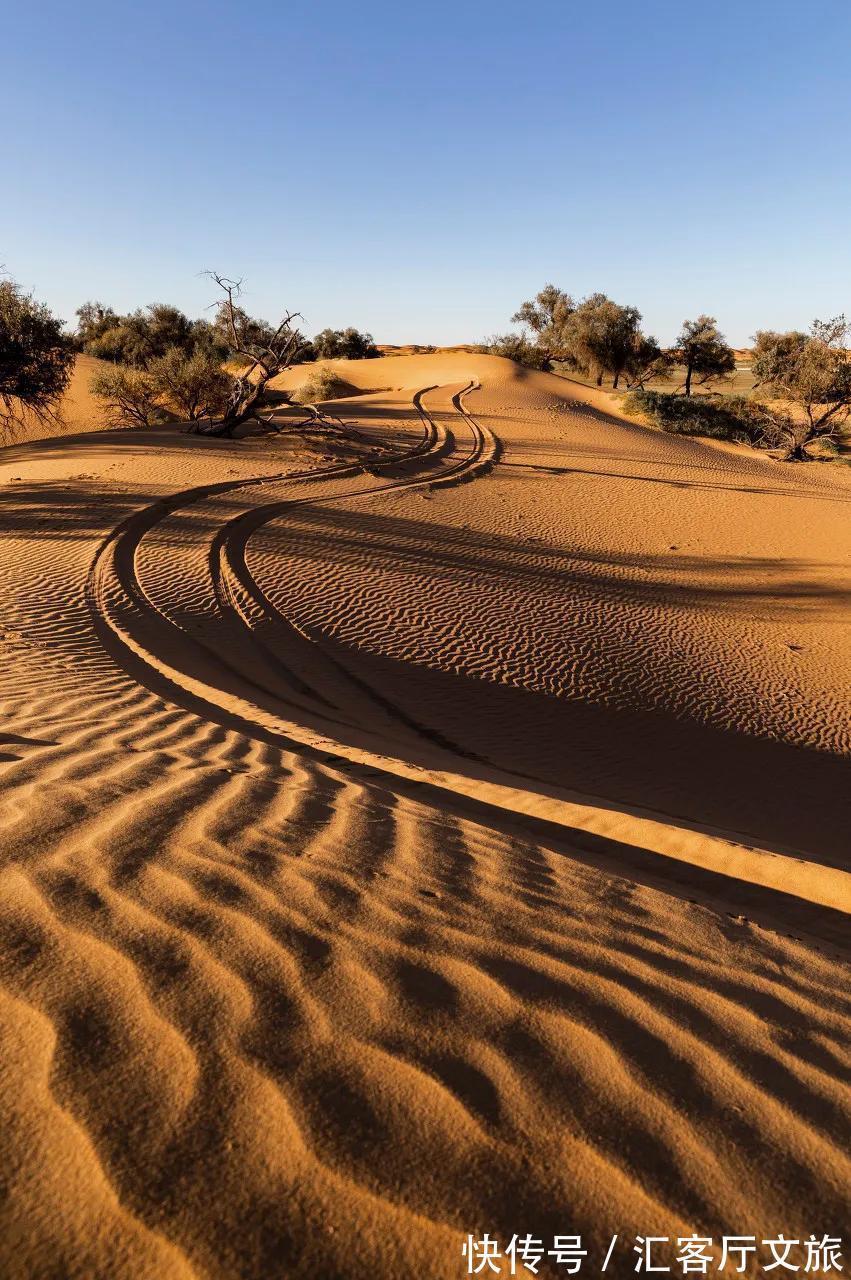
[0,353,848,1277]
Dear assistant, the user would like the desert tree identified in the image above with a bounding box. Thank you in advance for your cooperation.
[195,274,366,447]
[751,316,851,459]
[74,301,120,351]
[312,327,379,360]
[624,332,672,389]
[481,333,551,369]
[84,303,196,368]
[194,273,309,437]
[560,294,647,388]
[80,302,230,368]
[0,278,74,436]
[511,284,575,363]
[674,315,735,396]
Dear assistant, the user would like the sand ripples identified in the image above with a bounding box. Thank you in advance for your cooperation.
[1,365,848,1277]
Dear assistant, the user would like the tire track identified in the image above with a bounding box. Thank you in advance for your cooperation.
[87,383,498,759]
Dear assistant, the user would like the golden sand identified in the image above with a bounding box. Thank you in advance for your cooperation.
[0,353,848,1277]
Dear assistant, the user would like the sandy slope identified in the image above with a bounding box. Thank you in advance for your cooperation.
[1,355,112,446]
[0,353,849,1279]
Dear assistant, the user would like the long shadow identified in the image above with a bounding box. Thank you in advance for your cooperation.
[247,500,850,616]
[498,455,851,500]
[314,636,851,873]
[230,503,849,869]
[83,553,851,952]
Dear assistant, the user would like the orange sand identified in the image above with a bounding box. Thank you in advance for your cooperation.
[0,353,848,1278]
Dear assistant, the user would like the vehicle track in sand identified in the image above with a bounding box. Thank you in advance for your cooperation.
[86,382,498,759]
[2,356,849,1280]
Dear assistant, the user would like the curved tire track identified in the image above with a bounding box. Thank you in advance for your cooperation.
[87,383,498,759]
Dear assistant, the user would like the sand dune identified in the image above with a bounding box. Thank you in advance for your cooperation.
[0,352,848,1278]
[1,355,112,446]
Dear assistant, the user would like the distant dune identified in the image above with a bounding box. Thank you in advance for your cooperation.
[0,351,848,1278]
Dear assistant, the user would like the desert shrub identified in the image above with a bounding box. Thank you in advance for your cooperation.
[89,365,164,428]
[148,347,233,421]
[291,365,357,404]
[0,280,74,432]
[483,333,551,370]
[624,389,791,448]
[312,327,379,360]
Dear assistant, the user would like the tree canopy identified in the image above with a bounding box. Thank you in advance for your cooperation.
[674,315,736,395]
[78,302,232,369]
[510,285,662,387]
[752,316,851,458]
[312,327,379,360]
[0,279,74,433]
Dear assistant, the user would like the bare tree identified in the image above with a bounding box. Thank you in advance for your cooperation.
[192,274,367,449]
[194,273,307,437]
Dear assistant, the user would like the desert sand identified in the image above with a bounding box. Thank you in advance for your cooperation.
[0,352,848,1278]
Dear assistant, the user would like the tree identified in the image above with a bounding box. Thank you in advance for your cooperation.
[511,284,574,362]
[195,273,310,437]
[84,303,196,368]
[560,293,647,388]
[751,316,851,459]
[0,279,74,434]
[148,347,232,421]
[80,302,229,368]
[74,301,120,350]
[674,315,735,396]
[89,365,163,429]
[312,327,379,360]
[624,332,672,389]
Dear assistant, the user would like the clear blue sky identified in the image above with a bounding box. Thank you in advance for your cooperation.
[2,0,849,347]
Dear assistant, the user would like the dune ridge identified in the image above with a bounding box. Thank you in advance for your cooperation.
[0,352,848,1278]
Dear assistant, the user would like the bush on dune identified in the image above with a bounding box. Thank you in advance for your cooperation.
[89,365,165,429]
[291,365,358,404]
[78,301,234,370]
[90,347,236,428]
[148,347,233,421]
[479,333,551,370]
[624,388,795,450]
[311,327,379,360]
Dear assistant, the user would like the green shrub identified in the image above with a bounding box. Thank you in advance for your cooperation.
[481,333,551,370]
[623,389,791,448]
[89,365,164,429]
[0,280,74,432]
[291,365,357,404]
[312,328,379,360]
[148,347,233,421]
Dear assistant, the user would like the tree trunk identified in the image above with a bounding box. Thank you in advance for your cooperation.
[595,370,603,387]
[684,362,692,397]
[612,371,620,389]
[198,371,270,437]
[786,439,812,462]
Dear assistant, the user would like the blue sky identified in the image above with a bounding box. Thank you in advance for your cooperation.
[2,0,849,346]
